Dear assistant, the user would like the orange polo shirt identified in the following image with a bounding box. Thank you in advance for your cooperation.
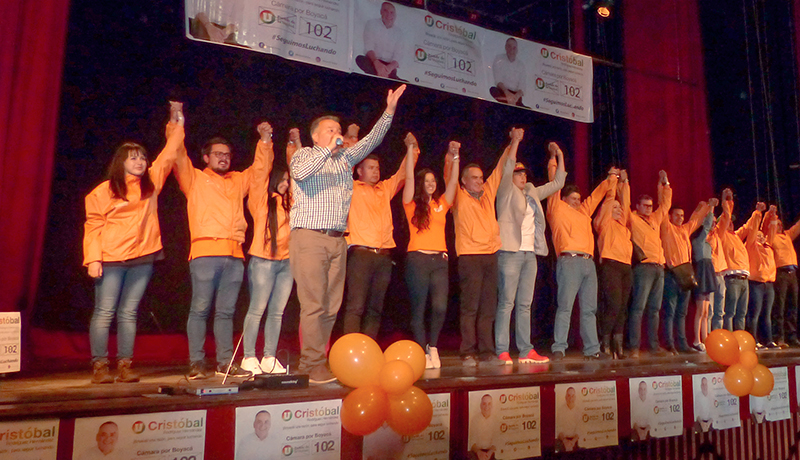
[661,202,711,268]
[452,152,508,256]
[173,137,268,260]
[594,180,632,264]
[404,199,451,252]
[717,201,756,273]
[767,216,800,268]
[747,236,776,282]
[630,183,672,265]
[346,158,407,249]
[707,227,728,273]
[547,170,614,256]
[83,123,184,265]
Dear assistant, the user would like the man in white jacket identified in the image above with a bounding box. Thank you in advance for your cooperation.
[494,140,565,364]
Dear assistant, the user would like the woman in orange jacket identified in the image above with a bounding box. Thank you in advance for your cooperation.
[82,103,184,383]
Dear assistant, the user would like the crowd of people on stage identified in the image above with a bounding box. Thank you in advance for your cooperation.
[82,86,800,385]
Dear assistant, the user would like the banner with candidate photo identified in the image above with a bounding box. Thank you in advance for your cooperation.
[186,0,595,123]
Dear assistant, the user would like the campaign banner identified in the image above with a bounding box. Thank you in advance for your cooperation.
[0,312,21,374]
[0,419,58,460]
[362,393,449,460]
[554,381,618,452]
[186,0,594,123]
[628,376,682,440]
[72,410,206,460]
[235,399,341,460]
[750,367,790,423]
[466,387,540,460]
[185,0,351,71]
[692,373,740,432]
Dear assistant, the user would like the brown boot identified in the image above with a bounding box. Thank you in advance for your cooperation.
[91,359,114,384]
[116,359,140,383]
[600,335,613,357]
[613,334,627,359]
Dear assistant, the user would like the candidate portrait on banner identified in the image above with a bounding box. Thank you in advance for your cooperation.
[355,1,406,80]
[489,37,527,108]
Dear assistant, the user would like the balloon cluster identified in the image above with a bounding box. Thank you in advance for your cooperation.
[329,334,433,437]
[705,330,774,397]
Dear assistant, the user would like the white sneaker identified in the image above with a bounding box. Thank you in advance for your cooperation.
[260,356,287,374]
[241,357,263,375]
[427,345,441,369]
[425,354,434,369]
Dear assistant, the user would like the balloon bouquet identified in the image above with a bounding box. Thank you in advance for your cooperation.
[705,329,774,397]
[329,333,434,437]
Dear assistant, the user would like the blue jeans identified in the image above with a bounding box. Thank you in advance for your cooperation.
[663,270,691,349]
[724,276,749,331]
[187,256,244,365]
[90,263,154,360]
[748,281,774,343]
[711,273,726,330]
[628,263,664,350]
[552,256,599,356]
[244,257,293,358]
[405,252,449,348]
[495,250,538,356]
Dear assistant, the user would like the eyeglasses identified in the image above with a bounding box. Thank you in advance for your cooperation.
[210,151,231,160]
[640,204,653,208]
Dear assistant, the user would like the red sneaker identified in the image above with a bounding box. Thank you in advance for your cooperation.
[519,349,550,364]
[498,352,513,365]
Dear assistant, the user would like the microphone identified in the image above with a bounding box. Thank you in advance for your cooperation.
[335,138,344,146]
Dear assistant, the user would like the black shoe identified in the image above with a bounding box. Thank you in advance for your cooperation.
[650,347,669,357]
[765,341,781,349]
[776,341,790,349]
[585,352,611,361]
[216,362,253,378]
[551,351,565,361]
[188,361,212,380]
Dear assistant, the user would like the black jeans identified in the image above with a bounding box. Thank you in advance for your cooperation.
[458,253,499,357]
[406,251,449,348]
[598,259,632,337]
[773,268,798,342]
[343,247,393,338]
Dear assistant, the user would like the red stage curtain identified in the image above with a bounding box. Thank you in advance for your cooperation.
[0,0,70,312]
[624,0,713,208]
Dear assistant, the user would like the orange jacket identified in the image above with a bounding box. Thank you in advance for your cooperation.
[346,155,409,249]
[707,227,728,273]
[594,179,632,264]
[764,213,800,268]
[661,202,711,268]
[717,200,757,273]
[630,183,672,265]
[173,135,268,259]
[547,169,614,256]
[83,123,184,265]
[247,141,291,260]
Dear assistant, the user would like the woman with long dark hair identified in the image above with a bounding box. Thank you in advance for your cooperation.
[83,103,184,383]
[241,122,295,375]
[402,134,460,368]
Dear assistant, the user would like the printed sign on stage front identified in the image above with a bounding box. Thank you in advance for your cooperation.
[362,393,449,460]
[553,381,618,452]
[750,366,790,423]
[0,419,58,460]
[692,372,740,432]
[466,387,541,460]
[235,399,341,460]
[628,376,682,440]
[0,312,21,374]
[185,0,351,71]
[72,410,206,460]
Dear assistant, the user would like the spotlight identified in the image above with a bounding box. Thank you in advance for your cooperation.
[597,6,610,17]
[583,0,613,18]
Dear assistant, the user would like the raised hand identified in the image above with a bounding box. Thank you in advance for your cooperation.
[756,202,766,212]
[722,188,733,201]
[386,84,407,115]
[404,132,418,148]
[288,128,300,144]
[509,127,524,142]
[658,170,669,185]
[169,101,184,126]
[769,204,777,214]
[256,122,273,143]
[608,167,621,177]
[708,197,719,207]
[620,169,628,182]
[448,141,461,156]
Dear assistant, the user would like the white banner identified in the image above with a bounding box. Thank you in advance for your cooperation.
[0,312,21,374]
[186,0,594,123]
[467,387,541,460]
[628,376,682,440]
[750,366,790,423]
[0,419,58,460]
[362,393,449,460]
[692,373,740,432]
[235,400,341,460]
[73,410,206,460]
[553,381,617,453]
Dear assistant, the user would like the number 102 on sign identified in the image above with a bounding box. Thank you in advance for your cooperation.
[299,18,337,43]
[447,54,475,75]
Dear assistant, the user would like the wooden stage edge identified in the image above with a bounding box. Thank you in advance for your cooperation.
[2,349,799,422]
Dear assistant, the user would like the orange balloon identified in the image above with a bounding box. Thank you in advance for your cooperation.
[384,340,426,382]
[379,359,415,395]
[733,330,756,354]
[341,386,389,436]
[387,386,433,436]
[723,363,754,397]
[750,364,775,397]
[329,333,385,388]
[705,329,740,366]
[738,350,758,369]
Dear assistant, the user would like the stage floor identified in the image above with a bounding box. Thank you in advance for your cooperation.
[3,348,799,422]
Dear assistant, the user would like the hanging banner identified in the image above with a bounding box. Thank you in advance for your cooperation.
[553,381,617,453]
[466,387,541,460]
[185,0,594,123]
[362,393,450,460]
[73,410,206,460]
[691,373,740,432]
[628,376,683,440]
[0,419,58,460]
[0,312,21,374]
[235,400,341,460]
[749,367,790,423]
